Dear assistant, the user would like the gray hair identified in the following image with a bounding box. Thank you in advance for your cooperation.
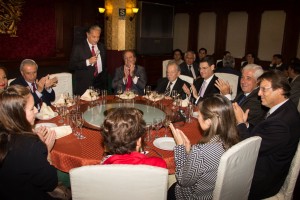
[20,59,38,72]
[222,55,235,68]
[87,25,101,33]
[167,60,181,72]
[242,64,264,80]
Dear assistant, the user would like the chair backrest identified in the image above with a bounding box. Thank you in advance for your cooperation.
[8,78,16,86]
[49,72,73,102]
[263,140,300,200]
[215,72,239,99]
[162,60,171,77]
[179,74,194,85]
[213,136,262,200]
[70,164,169,200]
[216,59,222,66]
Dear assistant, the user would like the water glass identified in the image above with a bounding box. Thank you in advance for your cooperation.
[75,112,86,139]
[186,104,194,123]
[153,118,162,138]
[144,122,152,142]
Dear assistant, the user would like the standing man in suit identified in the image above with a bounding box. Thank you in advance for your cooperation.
[287,59,300,107]
[156,61,189,99]
[69,25,107,95]
[112,50,147,95]
[182,56,219,105]
[10,59,57,109]
[215,64,268,126]
[179,51,200,79]
[233,70,300,199]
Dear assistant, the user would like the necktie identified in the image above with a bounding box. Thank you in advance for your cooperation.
[238,94,246,105]
[265,112,270,119]
[126,75,133,90]
[199,81,206,97]
[32,82,37,93]
[164,82,172,96]
[91,46,98,77]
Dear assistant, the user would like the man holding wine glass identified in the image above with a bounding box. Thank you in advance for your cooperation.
[112,50,147,96]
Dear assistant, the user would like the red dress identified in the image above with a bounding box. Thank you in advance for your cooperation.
[102,152,167,169]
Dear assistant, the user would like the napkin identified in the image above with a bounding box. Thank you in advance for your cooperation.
[54,94,65,106]
[119,91,135,99]
[144,93,164,101]
[181,98,189,107]
[50,125,72,139]
[39,103,56,119]
[80,89,97,101]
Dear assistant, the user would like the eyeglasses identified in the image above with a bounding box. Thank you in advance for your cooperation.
[259,86,272,93]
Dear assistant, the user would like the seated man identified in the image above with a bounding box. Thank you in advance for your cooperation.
[233,70,300,199]
[269,54,286,71]
[112,50,147,95]
[215,64,268,126]
[179,51,199,79]
[10,59,57,109]
[156,61,189,99]
[287,58,300,107]
[183,56,219,105]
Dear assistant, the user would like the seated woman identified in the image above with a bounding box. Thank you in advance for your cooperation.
[101,107,167,168]
[0,85,58,200]
[168,94,240,199]
[0,66,8,91]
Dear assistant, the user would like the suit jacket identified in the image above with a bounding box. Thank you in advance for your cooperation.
[290,75,300,106]
[237,100,300,199]
[112,65,147,96]
[10,76,55,108]
[156,77,189,99]
[234,88,268,126]
[69,40,107,95]
[179,62,200,79]
[193,75,220,105]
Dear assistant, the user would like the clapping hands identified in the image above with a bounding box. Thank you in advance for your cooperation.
[169,123,191,153]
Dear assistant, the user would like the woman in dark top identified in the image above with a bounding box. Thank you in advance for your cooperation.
[0,85,58,200]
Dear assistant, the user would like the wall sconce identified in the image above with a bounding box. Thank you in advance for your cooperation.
[129,7,139,21]
[98,7,109,20]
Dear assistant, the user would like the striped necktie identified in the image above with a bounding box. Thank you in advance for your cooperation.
[164,82,172,96]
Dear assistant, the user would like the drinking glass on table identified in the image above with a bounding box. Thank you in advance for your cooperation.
[153,118,162,138]
[101,89,107,104]
[171,90,178,109]
[144,122,152,142]
[163,115,172,137]
[75,112,86,139]
[145,85,152,100]
[55,104,66,124]
[117,85,123,101]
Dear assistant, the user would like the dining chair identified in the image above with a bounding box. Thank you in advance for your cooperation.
[262,140,300,200]
[215,72,239,99]
[213,136,262,200]
[162,59,171,77]
[179,74,194,85]
[49,72,73,102]
[70,164,169,200]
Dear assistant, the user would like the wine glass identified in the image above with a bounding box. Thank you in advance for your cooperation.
[144,122,152,142]
[55,104,65,124]
[153,118,162,138]
[117,85,123,101]
[171,90,178,109]
[145,85,152,100]
[76,112,86,139]
[163,115,172,137]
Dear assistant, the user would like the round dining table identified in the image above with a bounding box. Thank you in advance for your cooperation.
[36,95,202,175]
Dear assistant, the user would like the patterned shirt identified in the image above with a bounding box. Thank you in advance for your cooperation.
[174,135,225,200]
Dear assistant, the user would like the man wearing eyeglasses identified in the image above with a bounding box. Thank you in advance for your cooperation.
[233,70,300,199]
[182,56,219,105]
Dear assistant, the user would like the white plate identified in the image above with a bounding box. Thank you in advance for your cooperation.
[36,112,58,120]
[35,123,57,130]
[153,137,176,151]
[193,111,199,118]
[119,93,136,100]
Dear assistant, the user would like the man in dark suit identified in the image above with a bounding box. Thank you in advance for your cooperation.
[183,56,219,105]
[156,61,189,99]
[10,59,57,109]
[233,70,300,199]
[216,64,268,126]
[179,51,200,80]
[69,25,108,95]
[287,59,300,107]
[112,50,147,96]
